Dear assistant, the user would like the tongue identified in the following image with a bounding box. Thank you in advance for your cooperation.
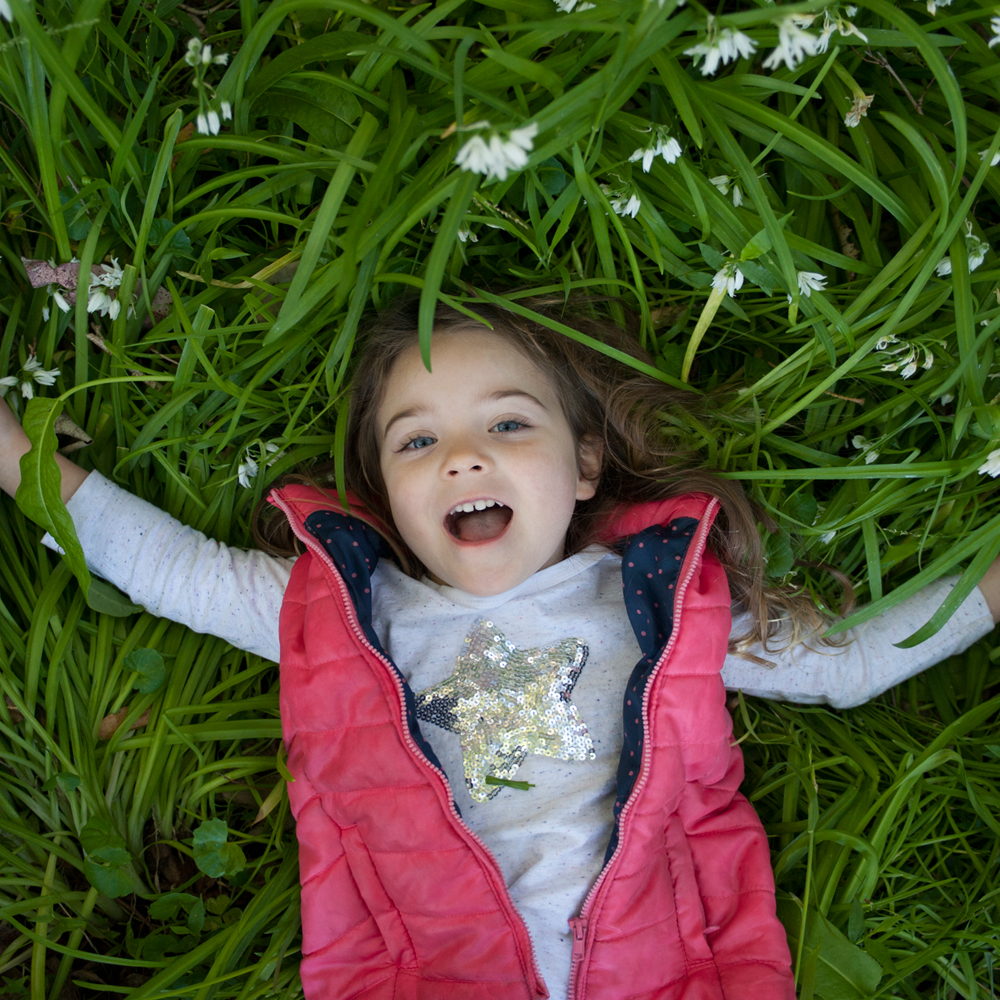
[454,507,509,542]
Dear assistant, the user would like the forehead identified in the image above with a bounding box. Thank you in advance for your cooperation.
[381,328,554,400]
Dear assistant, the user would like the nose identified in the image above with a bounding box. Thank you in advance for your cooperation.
[442,437,491,477]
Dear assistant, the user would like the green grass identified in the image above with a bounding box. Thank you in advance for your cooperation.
[1,0,1000,994]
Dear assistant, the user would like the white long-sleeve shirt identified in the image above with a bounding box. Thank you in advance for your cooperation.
[49,472,995,709]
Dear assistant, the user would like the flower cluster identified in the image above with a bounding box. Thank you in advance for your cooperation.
[88,258,125,320]
[762,15,822,71]
[876,334,934,379]
[709,174,742,207]
[238,441,283,489]
[182,38,232,136]
[0,357,61,402]
[934,221,990,277]
[454,122,538,183]
[600,181,641,218]
[628,125,682,172]
[683,18,757,76]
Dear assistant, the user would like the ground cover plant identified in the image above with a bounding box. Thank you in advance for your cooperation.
[1,0,1000,994]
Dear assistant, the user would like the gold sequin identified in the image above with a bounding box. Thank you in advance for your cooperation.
[415,619,595,801]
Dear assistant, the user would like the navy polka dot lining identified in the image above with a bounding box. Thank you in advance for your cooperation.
[303,510,451,792]
[603,517,698,866]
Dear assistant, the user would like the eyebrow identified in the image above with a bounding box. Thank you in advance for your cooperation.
[382,389,548,441]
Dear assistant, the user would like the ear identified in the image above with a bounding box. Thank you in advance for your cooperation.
[575,433,604,501]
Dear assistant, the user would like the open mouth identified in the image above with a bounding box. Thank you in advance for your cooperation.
[444,501,513,543]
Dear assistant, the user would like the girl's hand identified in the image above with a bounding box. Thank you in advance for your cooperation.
[0,397,89,502]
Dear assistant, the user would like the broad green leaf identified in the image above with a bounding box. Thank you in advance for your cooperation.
[87,578,144,617]
[84,846,135,898]
[16,397,92,597]
[80,816,127,856]
[127,648,167,694]
[192,819,246,878]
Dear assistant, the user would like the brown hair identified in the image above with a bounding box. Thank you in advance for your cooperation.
[256,295,836,655]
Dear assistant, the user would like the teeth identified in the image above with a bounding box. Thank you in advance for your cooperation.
[449,499,504,516]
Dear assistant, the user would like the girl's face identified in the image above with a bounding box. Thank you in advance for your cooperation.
[377,329,602,596]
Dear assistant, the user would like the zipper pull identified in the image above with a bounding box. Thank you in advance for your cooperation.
[569,917,588,963]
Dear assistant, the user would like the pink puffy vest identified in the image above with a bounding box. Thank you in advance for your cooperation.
[269,485,795,999]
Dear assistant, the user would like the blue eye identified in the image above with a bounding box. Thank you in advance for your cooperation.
[401,435,435,451]
[493,419,527,433]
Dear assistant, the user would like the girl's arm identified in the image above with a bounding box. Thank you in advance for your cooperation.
[723,577,997,709]
[0,395,89,501]
[1,400,290,661]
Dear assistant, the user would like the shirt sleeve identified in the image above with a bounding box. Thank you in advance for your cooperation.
[722,577,995,709]
[41,472,292,662]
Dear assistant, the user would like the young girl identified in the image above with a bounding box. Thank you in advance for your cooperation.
[1,298,997,1000]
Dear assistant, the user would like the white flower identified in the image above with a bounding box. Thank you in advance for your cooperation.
[876,333,899,350]
[819,530,837,544]
[939,392,954,405]
[797,271,827,297]
[762,16,821,71]
[237,454,259,489]
[926,0,951,14]
[844,93,874,128]
[196,110,221,135]
[185,37,202,67]
[846,5,857,14]
[0,0,11,19]
[979,448,1000,477]
[990,15,1000,46]
[457,226,478,243]
[923,349,934,370]
[712,262,744,297]
[968,234,989,271]
[554,0,596,11]
[979,148,1000,167]
[709,174,743,206]
[900,360,918,378]
[852,435,880,463]
[87,286,120,320]
[935,224,990,276]
[628,125,682,171]
[94,258,123,288]
[23,357,60,387]
[214,52,229,65]
[454,122,537,182]
[601,184,641,217]
[0,357,61,400]
[49,288,71,314]
[221,101,232,121]
[684,26,758,76]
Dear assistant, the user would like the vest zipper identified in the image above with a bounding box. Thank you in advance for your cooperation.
[566,501,720,1000]
[269,493,547,999]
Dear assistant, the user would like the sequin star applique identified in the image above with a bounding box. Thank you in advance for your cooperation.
[414,618,595,802]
